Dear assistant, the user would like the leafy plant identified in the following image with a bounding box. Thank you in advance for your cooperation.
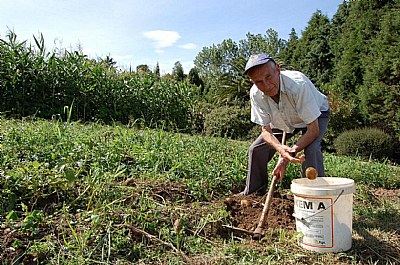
[0,118,399,264]
[204,105,253,140]
[21,209,43,235]
[334,127,394,161]
[0,31,197,133]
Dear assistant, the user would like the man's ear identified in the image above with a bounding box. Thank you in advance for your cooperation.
[276,63,281,73]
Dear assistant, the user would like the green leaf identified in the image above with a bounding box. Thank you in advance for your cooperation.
[12,239,23,249]
[18,167,28,173]
[6,210,18,221]
[33,160,40,169]
[65,169,76,183]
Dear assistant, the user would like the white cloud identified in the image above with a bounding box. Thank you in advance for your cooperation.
[82,47,98,57]
[113,54,135,68]
[181,60,194,73]
[156,60,194,75]
[113,54,135,62]
[179,43,197,50]
[143,30,181,52]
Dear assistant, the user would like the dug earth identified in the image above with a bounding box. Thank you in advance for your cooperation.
[224,190,296,233]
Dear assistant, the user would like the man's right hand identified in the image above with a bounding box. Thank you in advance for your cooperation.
[279,145,305,163]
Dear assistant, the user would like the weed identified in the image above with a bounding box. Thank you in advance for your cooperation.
[0,118,398,264]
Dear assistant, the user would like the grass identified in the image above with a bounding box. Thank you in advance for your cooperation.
[0,117,399,264]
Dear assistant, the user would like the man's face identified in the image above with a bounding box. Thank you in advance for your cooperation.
[248,62,280,97]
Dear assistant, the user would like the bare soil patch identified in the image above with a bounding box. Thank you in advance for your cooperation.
[223,190,296,234]
[1,179,398,263]
[371,187,400,201]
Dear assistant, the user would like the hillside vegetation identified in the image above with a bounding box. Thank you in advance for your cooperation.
[0,118,399,264]
[1,0,399,157]
[1,0,400,264]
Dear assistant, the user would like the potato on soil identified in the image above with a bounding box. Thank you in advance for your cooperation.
[240,199,252,207]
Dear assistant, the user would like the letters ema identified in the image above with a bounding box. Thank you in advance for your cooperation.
[295,199,326,210]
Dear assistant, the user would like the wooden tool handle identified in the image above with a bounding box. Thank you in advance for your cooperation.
[253,131,287,239]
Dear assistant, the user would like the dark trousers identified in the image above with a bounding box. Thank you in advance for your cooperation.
[244,111,330,195]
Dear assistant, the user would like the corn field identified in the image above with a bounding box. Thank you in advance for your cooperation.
[0,31,197,131]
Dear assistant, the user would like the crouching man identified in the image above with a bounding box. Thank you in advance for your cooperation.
[243,53,330,195]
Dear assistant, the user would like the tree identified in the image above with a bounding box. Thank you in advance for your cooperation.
[331,0,386,96]
[194,30,285,104]
[238,29,284,59]
[323,0,400,146]
[194,39,239,78]
[357,1,400,138]
[154,62,160,79]
[193,38,241,102]
[188,67,204,94]
[280,28,299,69]
[136,64,151,74]
[172,61,184,82]
[218,56,252,105]
[289,11,334,88]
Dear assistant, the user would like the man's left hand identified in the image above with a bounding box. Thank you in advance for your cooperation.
[272,157,288,180]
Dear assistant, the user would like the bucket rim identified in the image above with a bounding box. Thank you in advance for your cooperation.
[291,177,356,196]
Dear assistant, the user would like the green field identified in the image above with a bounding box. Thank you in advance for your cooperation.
[0,118,399,264]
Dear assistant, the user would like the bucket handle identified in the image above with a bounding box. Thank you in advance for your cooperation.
[293,189,345,222]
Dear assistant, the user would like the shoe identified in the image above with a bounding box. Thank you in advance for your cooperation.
[231,191,244,197]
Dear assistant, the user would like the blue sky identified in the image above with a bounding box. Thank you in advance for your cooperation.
[1,0,343,74]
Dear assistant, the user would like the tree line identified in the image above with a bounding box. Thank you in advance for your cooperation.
[193,0,400,146]
[0,0,399,152]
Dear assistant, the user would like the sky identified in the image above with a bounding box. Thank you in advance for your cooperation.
[1,0,343,74]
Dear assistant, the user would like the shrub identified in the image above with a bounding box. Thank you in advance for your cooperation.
[190,101,214,134]
[245,125,261,141]
[204,105,253,139]
[334,127,394,160]
[321,87,363,152]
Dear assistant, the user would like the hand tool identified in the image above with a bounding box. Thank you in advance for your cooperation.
[253,131,287,239]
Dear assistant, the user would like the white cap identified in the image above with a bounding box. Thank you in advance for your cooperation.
[244,53,275,75]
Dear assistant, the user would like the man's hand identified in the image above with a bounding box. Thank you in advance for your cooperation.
[273,149,305,181]
[272,157,288,180]
[278,145,305,163]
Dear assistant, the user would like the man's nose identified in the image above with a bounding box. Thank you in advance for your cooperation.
[262,79,271,87]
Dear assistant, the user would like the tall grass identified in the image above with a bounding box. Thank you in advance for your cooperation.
[0,30,197,131]
[1,117,398,215]
[0,118,399,264]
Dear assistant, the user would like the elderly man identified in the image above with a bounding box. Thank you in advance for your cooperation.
[243,53,330,195]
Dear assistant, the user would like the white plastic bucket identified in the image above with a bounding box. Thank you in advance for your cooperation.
[291,177,356,253]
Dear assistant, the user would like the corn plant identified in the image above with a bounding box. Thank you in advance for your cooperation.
[0,30,198,133]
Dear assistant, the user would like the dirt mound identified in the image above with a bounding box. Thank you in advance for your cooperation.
[223,190,296,234]
[372,188,400,201]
